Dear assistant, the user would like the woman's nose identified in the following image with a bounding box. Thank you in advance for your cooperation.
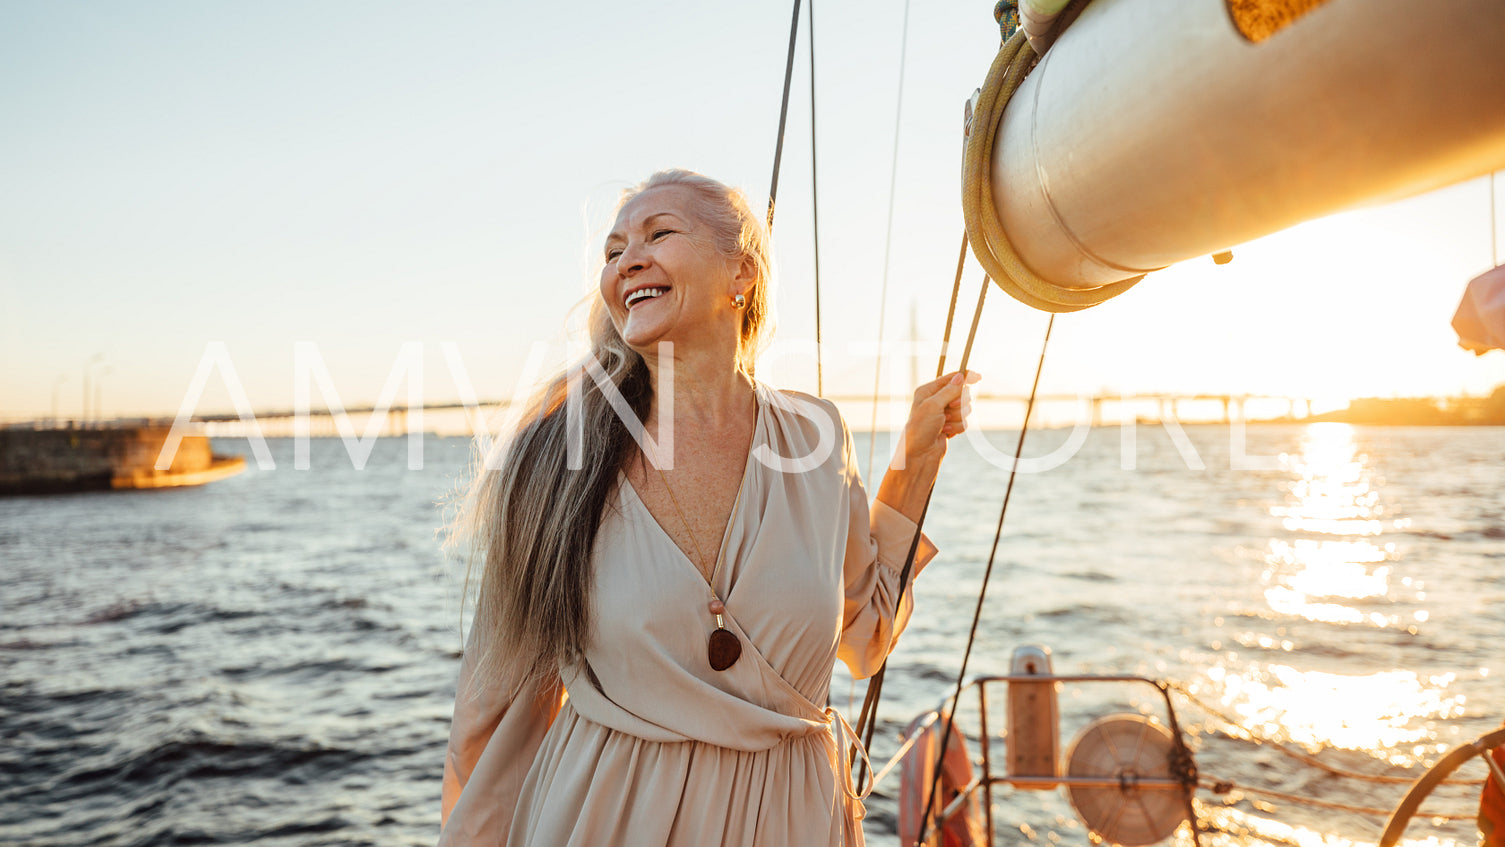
[618,242,649,277]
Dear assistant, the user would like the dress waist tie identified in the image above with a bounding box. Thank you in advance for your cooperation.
[825,706,873,804]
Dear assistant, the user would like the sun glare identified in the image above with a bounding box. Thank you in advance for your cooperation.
[1205,664,1465,762]
[1202,423,1461,769]
[1269,423,1386,536]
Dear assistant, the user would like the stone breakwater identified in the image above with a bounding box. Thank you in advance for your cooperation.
[0,426,243,495]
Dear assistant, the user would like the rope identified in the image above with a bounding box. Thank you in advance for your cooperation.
[809,0,823,395]
[766,0,803,231]
[864,0,914,482]
[868,709,940,790]
[1171,683,1486,787]
[917,312,1055,846]
[851,236,974,783]
[993,0,1021,35]
[939,234,969,367]
[1492,170,1498,268]
[859,273,990,772]
[1201,779,1477,821]
[860,275,987,794]
[1157,680,1206,845]
[961,0,1144,313]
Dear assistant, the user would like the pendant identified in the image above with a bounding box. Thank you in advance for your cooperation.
[708,613,742,671]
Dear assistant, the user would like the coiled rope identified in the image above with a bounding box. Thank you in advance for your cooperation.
[962,0,1144,312]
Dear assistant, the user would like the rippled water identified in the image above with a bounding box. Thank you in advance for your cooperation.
[2,424,1501,846]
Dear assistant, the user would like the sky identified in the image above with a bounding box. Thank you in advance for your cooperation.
[3,1,1503,425]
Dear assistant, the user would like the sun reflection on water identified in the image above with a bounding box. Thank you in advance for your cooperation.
[1259,425,1411,627]
[1276,541,1388,600]
[1201,663,1465,763]
[1195,804,1461,847]
[1261,537,1397,624]
[1270,422,1385,536]
[1261,587,1378,626]
[1208,423,1461,769]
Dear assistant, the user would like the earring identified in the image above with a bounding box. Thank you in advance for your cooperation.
[732,294,747,310]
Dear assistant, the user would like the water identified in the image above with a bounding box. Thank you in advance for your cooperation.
[2,424,1501,846]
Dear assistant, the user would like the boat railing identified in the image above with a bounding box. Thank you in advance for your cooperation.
[868,672,1201,847]
[869,670,1505,847]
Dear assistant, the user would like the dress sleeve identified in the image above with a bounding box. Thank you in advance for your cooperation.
[833,414,939,680]
[439,615,565,845]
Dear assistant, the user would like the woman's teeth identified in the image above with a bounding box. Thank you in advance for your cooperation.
[625,287,667,308]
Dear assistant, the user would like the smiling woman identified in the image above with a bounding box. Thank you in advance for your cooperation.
[600,173,772,373]
[439,169,978,846]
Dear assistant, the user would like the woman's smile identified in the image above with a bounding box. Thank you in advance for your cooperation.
[624,285,670,310]
[600,184,739,351]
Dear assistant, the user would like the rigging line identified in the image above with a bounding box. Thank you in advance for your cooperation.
[850,236,967,743]
[864,0,915,483]
[852,256,981,783]
[1171,683,1485,786]
[1201,779,1476,821]
[917,312,1055,847]
[766,0,804,231]
[810,0,823,395]
[937,235,969,372]
[1492,170,1498,268]
[956,273,990,375]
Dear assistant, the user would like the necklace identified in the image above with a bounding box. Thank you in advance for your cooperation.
[650,458,745,672]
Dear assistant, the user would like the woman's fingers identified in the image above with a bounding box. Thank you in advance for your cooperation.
[943,389,971,412]
[905,371,980,453]
[939,400,972,437]
[915,371,980,413]
[915,369,981,398]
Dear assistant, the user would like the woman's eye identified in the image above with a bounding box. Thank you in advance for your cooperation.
[652,229,674,240]
[605,249,622,261]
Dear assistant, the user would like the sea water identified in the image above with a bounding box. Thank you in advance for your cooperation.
[2,424,1501,846]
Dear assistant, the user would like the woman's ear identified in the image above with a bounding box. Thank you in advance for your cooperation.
[730,254,758,298]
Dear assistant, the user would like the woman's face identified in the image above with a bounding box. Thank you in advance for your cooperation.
[599,185,751,354]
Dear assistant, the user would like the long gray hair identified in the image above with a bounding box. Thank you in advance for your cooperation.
[447,169,774,696]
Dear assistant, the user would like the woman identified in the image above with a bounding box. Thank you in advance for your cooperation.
[441,169,977,846]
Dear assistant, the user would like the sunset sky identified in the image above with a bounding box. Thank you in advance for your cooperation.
[3,1,1503,425]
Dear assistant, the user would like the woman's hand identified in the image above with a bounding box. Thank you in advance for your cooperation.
[902,370,980,469]
[876,370,980,522]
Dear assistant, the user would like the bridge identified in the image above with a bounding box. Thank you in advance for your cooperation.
[828,393,1314,426]
[180,393,1319,437]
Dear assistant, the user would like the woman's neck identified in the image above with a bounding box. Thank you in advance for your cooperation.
[641,343,755,433]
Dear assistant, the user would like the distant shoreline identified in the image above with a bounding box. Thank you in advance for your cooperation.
[1302,389,1505,427]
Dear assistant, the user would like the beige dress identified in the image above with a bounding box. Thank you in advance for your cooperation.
[440,384,938,847]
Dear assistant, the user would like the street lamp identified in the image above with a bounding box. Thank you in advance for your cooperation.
[94,366,112,427]
[52,375,68,427]
[83,354,104,427]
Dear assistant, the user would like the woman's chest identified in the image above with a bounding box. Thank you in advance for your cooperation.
[625,451,749,584]
[591,469,850,684]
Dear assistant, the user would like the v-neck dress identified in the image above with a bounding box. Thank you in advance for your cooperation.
[440,384,938,847]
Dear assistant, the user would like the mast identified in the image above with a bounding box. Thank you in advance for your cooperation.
[987,0,1505,289]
